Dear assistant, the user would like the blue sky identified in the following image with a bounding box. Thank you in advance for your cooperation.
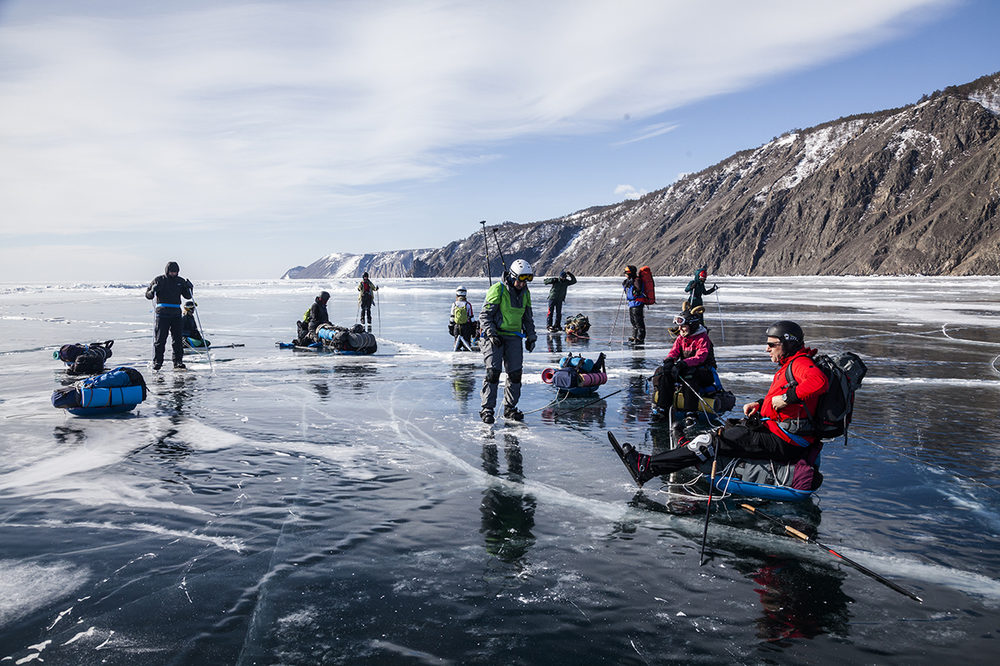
[1,0,998,282]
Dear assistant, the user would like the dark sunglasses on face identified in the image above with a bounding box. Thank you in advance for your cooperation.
[766,341,781,348]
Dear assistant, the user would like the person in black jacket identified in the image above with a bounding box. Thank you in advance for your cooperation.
[145,261,194,370]
[307,291,332,342]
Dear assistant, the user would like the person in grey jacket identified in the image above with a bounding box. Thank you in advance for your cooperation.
[543,270,577,331]
[479,259,538,424]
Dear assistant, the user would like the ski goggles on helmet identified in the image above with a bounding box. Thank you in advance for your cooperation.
[516,274,533,282]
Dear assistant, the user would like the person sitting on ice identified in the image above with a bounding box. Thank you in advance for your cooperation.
[662,305,716,397]
[181,301,210,348]
[617,321,828,488]
[298,291,331,344]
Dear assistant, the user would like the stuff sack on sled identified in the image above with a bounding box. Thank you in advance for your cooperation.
[53,340,114,375]
[52,366,148,416]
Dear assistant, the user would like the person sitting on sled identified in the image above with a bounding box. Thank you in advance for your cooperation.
[181,301,210,348]
[619,321,828,489]
[662,305,717,401]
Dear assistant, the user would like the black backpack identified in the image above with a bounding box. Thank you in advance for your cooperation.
[786,352,868,444]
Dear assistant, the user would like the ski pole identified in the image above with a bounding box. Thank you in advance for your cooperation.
[491,228,509,274]
[715,289,726,344]
[376,290,381,335]
[740,503,923,603]
[191,297,215,374]
[699,454,718,565]
[609,290,624,348]
[481,220,492,286]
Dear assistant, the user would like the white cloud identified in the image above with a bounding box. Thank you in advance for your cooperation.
[0,0,952,241]
[615,184,647,200]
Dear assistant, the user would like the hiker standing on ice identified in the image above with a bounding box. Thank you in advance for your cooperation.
[684,268,718,308]
[479,260,538,424]
[543,269,577,331]
[145,261,194,370]
[623,265,646,344]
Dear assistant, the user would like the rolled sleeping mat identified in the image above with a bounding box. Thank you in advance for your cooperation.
[579,372,607,387]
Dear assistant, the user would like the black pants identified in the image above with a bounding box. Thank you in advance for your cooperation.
[361,299,373,324]
[649,423,806,475]
[629,304,645,342]
[547,300,563,329]
[154,311,184,364]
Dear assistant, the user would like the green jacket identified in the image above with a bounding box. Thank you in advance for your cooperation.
[480,279,537,341]
[543,271,577,302]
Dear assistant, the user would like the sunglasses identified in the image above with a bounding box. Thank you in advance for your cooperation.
[766,341,781,348]
[516,274,533,282]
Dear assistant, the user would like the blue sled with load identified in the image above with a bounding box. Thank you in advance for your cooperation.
[51,366,148,416]
[541,353,607,396]
[278,323,377,355]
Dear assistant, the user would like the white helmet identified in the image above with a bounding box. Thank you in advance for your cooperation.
[455,286,467,297]
[508,259,533,281]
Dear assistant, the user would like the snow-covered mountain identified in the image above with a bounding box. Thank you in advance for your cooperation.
[286,71,1000,278]
[281,249,436,279]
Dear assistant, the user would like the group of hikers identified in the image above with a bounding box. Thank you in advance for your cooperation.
[145,259,830,493]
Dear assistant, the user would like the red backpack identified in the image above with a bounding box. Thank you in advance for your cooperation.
[638,266,656,305]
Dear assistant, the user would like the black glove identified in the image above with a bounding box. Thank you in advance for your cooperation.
[670,363,682,380]
[713,283,719,290]
[525,338,536,353]
[489,335,503,348]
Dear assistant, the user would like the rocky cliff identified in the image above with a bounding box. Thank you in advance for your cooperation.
[288,72,1000,278]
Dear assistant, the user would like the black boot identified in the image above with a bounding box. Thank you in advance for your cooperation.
[620,443,654,486]
[480,409,495,424]
[503,405,524,421]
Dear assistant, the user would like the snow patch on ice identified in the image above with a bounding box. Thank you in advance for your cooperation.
[0,560,90,627]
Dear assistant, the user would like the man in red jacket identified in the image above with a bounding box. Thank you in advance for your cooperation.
[619,321,829,486]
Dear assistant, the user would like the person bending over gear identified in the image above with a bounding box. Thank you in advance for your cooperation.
[181,301,210,348]
[684,268,718,308]
[303,291,331,343]
[145,261,194,370]
[661,306,716,398]
[480,259,538,423]
[543,269,577,331]
[622,265,646,344]
[357,272,378,326]
[619,321,828,487]
[450,286,478,345]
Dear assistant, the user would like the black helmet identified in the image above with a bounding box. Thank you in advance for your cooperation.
[766,321,803,351]
[362,272,369,279]
[318,291,330,302]
[165,261,180,275]
[624,265,637,276]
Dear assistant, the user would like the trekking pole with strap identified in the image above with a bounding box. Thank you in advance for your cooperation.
[191,294,215,374]
[376,290,381,336]
[740,503,923,603]
[609,290,624,348]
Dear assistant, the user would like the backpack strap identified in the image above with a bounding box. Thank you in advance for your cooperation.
[783,355,817,423]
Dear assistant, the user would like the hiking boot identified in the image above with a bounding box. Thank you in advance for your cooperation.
[173,362,186,370]
[620,443,654,486]
[503,406,524,421]
[480,409,495,424]
[152,361,162,371]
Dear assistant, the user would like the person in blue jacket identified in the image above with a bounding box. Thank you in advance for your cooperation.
[623,265,646,344]
[145,261,193,370]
